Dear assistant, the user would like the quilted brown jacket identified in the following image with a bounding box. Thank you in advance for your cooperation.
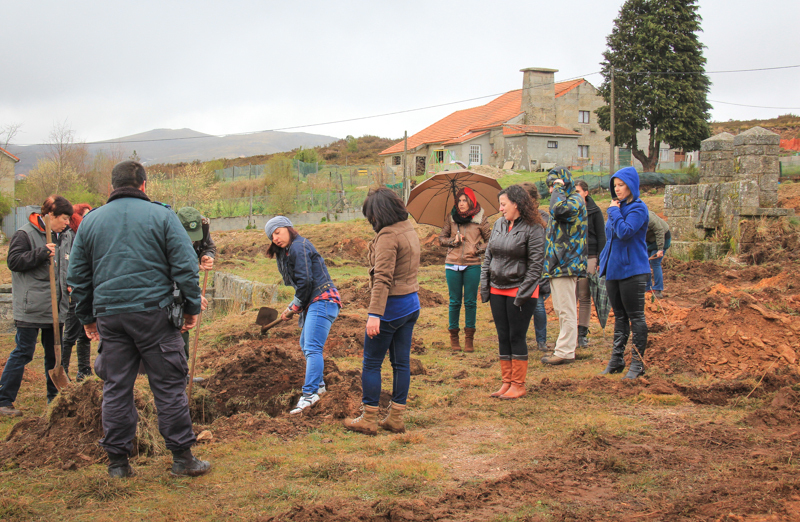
[367,220,420,316]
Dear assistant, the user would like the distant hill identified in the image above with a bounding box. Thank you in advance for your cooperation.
[711,114,800,141]
[7,128,339,175]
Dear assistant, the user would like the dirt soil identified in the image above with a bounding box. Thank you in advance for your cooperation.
[0,380,165,470]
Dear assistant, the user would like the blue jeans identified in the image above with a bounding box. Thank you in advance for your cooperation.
[0,326,60,407]
[532,292,550,345]
[646,256,664,291]
[299,300,339,395]
[361,310,419,406]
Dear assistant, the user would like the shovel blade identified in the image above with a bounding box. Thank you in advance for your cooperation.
[256,307,279,326]
[48,366,71,392]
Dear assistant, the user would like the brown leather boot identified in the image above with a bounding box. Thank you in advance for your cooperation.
[343,404,379,435]
[500,360,528,400]
[378,401,406,433]
[463,328,475,352]
[449,328,461,351]
[490,359,513,398]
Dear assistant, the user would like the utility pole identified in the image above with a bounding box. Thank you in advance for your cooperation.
[402,131,408,202]
[609,68,616,177]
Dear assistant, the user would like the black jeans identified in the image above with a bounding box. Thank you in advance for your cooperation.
[96,308,195,456]
[489,294,537,360]
[605,274,648,355]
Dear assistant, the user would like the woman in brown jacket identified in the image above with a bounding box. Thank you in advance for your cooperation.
[344,188,421,436]
[438,187,490,352]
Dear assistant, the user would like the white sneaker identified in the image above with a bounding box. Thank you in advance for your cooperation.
[290,393,320,415]
[317,384,326,395]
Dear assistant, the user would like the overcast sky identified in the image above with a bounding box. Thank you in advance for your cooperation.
[2,0,798,146]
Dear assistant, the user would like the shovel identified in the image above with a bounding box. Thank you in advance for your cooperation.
[45,216,71,392]
[187,271,209,399]
[256,306,286,334]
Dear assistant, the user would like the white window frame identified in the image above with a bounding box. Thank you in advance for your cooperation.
[659,148,670,161]
[468,145,481,165]
[578,110,590,124]
[547,141,558,149]
[578,145,590,158]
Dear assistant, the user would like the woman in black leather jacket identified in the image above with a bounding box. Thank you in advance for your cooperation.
[480,184,546,400]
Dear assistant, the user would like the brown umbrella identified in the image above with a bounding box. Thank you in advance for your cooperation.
[406,169,502,228]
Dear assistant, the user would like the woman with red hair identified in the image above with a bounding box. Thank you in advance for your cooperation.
[437,187,490,352]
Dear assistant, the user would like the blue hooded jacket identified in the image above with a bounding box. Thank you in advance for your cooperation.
[597,167,650,281]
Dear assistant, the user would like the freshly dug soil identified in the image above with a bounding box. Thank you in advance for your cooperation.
[0,380,166,470]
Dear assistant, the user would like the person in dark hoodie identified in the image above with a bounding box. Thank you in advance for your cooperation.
[61,203,94,381]
[0,196,73,417]
[541,167,587,366]
[574,180,606,348]
[597,167,650,379]
[645,210,671,298]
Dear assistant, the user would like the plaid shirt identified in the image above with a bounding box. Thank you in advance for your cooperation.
[289,287,341,312]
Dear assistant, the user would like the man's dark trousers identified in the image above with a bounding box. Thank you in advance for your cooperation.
[0,326,61,407]
[96,308,196,456]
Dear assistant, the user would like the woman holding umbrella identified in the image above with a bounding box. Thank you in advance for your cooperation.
[480,184,546,400]
[438,187,491,352]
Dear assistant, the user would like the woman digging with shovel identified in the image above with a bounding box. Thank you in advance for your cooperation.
[265,216,341,415]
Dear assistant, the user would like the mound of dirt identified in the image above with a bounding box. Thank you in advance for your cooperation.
[0,380,166,470]
[745,385,800,428]
[738,217,800,265]
[647,296,800,379]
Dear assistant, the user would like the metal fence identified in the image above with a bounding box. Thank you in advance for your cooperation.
[2,206,38,239]
[214,161,382,183]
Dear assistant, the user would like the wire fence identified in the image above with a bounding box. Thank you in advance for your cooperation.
[169,190,372,219]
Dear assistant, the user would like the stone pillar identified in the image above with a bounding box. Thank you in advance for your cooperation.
[733,126,780,208]
[698,132,734,184]
[520,67,557,125]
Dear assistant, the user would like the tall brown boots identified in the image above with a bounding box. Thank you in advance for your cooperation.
[500,360,528,400]
[490,359,513,398]
[378,401,406,433]
[463,327,476,353]
[343,404,379,436]
[449,328,461,351]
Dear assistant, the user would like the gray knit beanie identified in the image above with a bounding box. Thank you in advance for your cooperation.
[265,216,293,240]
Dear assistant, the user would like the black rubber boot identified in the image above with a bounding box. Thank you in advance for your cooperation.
[623,327,647,380]
[61,343,73,375]
[76,338,92,381]
[577,325,589,348]
[171,449,211,477]
[600,326,629,375]
[107,453,135,478]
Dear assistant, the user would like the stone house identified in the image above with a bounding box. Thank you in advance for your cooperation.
[0,146,18,198]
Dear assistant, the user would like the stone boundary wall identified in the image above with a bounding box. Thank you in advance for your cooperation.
[0,284,13,333]
[213,272,279,312]
[209,210,362,233]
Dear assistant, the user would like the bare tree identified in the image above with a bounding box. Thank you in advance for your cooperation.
[0,123,22,149]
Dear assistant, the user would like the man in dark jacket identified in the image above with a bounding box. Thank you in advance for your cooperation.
[574,180,606,347]
[67,161,210,479]
[0,197,73,417]
[541,167,587,365]
[176,207,215,360]
[645,210,671,298]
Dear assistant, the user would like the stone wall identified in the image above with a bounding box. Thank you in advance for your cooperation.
[0,284,13,333]
[664,126,793,256]
[212,272,279,312]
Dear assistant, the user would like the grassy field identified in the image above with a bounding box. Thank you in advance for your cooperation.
[1,187,799,521]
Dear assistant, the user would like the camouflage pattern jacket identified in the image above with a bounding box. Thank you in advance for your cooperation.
[543,167,587,279]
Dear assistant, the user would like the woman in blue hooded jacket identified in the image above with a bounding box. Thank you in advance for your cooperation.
[597,167,650,379]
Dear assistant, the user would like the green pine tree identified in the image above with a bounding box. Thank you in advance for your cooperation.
[595,0,711,172]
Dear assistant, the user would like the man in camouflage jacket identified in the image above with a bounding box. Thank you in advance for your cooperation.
[541,167,587,365]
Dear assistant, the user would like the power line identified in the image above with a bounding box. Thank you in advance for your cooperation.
[709,99,800,110]
[10,65,799,147]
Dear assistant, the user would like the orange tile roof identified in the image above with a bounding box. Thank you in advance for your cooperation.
[0,146,20,162]
[554,79,585,98]
[380,80,587,156]
[502,125,581,137]
[442,130,489,145]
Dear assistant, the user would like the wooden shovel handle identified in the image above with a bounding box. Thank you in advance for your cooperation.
[44,216,61,351]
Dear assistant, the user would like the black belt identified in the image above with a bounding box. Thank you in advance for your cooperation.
[95,300,161,314]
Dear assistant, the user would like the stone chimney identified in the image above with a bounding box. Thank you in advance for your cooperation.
[520,67,558,125]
